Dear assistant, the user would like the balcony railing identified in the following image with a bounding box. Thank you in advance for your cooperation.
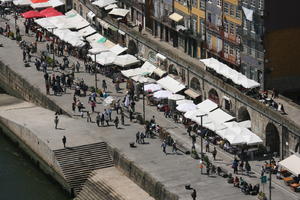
[221,31,241,45]
[205,20,221,34]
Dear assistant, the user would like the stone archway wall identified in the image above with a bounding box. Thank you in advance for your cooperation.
[128,40,138,55]
[208,88,219,105]
[237,106,251,122]
[190,77,201,91]
[168,64,178,76]
[265,123,281,156]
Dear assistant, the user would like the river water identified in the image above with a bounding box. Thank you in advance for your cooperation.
[0,132,71,200]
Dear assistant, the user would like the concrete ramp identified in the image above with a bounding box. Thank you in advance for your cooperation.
[75,167,154,200]
[54,142,114,195]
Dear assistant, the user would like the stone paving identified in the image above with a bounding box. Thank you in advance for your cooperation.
[0,14,300,200]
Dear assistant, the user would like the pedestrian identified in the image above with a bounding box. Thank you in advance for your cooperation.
[87,111,91,122]
[23,50,26,61]
[261,166,265,176]
[46,82,50,95]
[129,109,133,122]
[108,108,112,121]
[104,112,109,126]
[191,134,196,147]
[76,61,80,73]
[100,112,105,126]
[205,140,210,152]
[239,161,244,175]
[114,116,119,129]
[90,100,96,113]
[96,113,101,127]
[136,131,140,144]
[161,140,167,155]
[245,161,251,176]
[212,147,217,160]
[54,115,59,129]
[206,163,211,176]
[102,80,108,92]
[120,111,125,125]
[191,189,197,200]
[172,141,177,154]
[232,158,239,174]
[187,125,192,137]
[62,136,66,148]
[140,132,145,144]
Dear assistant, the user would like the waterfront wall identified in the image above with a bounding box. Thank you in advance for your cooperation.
[0,118,70,193]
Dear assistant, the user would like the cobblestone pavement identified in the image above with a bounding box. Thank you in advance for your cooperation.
[0,14,299,200]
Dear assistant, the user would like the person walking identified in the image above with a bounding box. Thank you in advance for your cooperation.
[90,100,96,113]
[62,136,66,148]
[172,141,177,154]
[239,161,244,175]
[121,111,125,125]
[96,113,101,127]
[100,112,105,126]
[232,158,239,174]
[161,140,167,155]
[54,116,59,129]
[114,116,119,129]
[205,140,210,152]
[102,80,107,92]
[140,132,145,144]
[86,111,91,122]
[104,112,109,126]
[245,161,251,176]
[191,189,197,200]
[212,147,217,160]
[76,61,80,73]
[136,131,140,144]
[187,125,192,137]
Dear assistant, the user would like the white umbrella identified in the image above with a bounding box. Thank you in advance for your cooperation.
[153,90,173,99]
[168,94,185,101]
[176,102,197,113]
[96,51,117,66]
[113,54,140,67]
[143,83,161,92]
[176,99,193,105]
[184,109,207,120]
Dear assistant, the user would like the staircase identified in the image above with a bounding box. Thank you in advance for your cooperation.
[74,170,126,200]
[54,142,114,195]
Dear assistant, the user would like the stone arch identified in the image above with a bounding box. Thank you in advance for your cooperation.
[237,106,251,122]
[208,88,219,105]
[168,64,178,76]
[296,143,300,153]
[265,123,280,156]
[190,77,201,91]
[128,40,138,55]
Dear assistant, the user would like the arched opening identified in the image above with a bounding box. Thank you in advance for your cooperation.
[208,88,219,105]
[168,64,178,76]
[190,77,201,91]
[296,143,300,153]
[237,107,251,122]
[265,123,280,156]
[79,5,83,16]
[128,40,138,55]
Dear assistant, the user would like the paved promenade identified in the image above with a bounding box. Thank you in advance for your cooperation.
[0,15,300,200]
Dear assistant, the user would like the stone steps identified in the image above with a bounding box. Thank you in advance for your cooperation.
[54,142,114,196]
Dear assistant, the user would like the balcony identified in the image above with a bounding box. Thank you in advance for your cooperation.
[205,20,221,34]
[221,31,241,45]
[222,52,240,66]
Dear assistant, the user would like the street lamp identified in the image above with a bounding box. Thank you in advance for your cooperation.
[88,48,104,91]
[263,152,276,200]
[196,113,208,174]
[142,82,145,121]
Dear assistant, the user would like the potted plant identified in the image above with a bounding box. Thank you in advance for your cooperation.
[258,191,266,200]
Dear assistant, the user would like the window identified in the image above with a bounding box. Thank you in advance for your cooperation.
[79,4,83,16]
[224,2,229,14]
[73,2,77,10]
[200,19,205,40]
[192,0,197,8]
[257,70,262,83]
[224,43,229,54]
[229,23,234,34]
[224,21,228,33]
[250,0,256,7]
[207,12,212,23]
[192,18,197,33]
[250,21,255,33]
[200,0,205,9]
[217,0,221,7]
[224,99,231,111]
[236,9,241,19]
[229,46,234,55]
[243,19,247,30]
[250,67,255,79]
[258,0,264,10]
[230,5,234,16]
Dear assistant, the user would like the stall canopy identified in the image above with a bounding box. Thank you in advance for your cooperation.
[109,44,127,55]
[196,99,218,113]
[113,54,140,67]
[35,17,56,29]
[105,3,117,10]
[156,53,166,61]
[204,121,227,132]
[201,58,260,89]
[208,108,235,124]
[157,75,185,93]
[121,61,156,78]
[176,99,193,105]
[153,68,167,77]
[168,94,185,101]
[238,120,251,129]
[108,8,129,17]
[53,29,86,47]
[21,10,44,19]
[153,90,173,99]
[92,0,116,8]
[30,0,64,9]
[279,154,300,176]
[184,109,207,120]
[91,51,117,66]
[131,75,155,84]
[39,7,63,17]
[143,83,161,92]
[184,89,201,99]
[14,0,31,6]
[78,26,96,37]
[169,12,183,22]
[87,11,96,20]
[176,102,197,113]
[31,0,47,3]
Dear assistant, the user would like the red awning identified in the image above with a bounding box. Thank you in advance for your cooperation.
[40,7,63,17]
[31,0,48,3]
[21,10,44,19]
